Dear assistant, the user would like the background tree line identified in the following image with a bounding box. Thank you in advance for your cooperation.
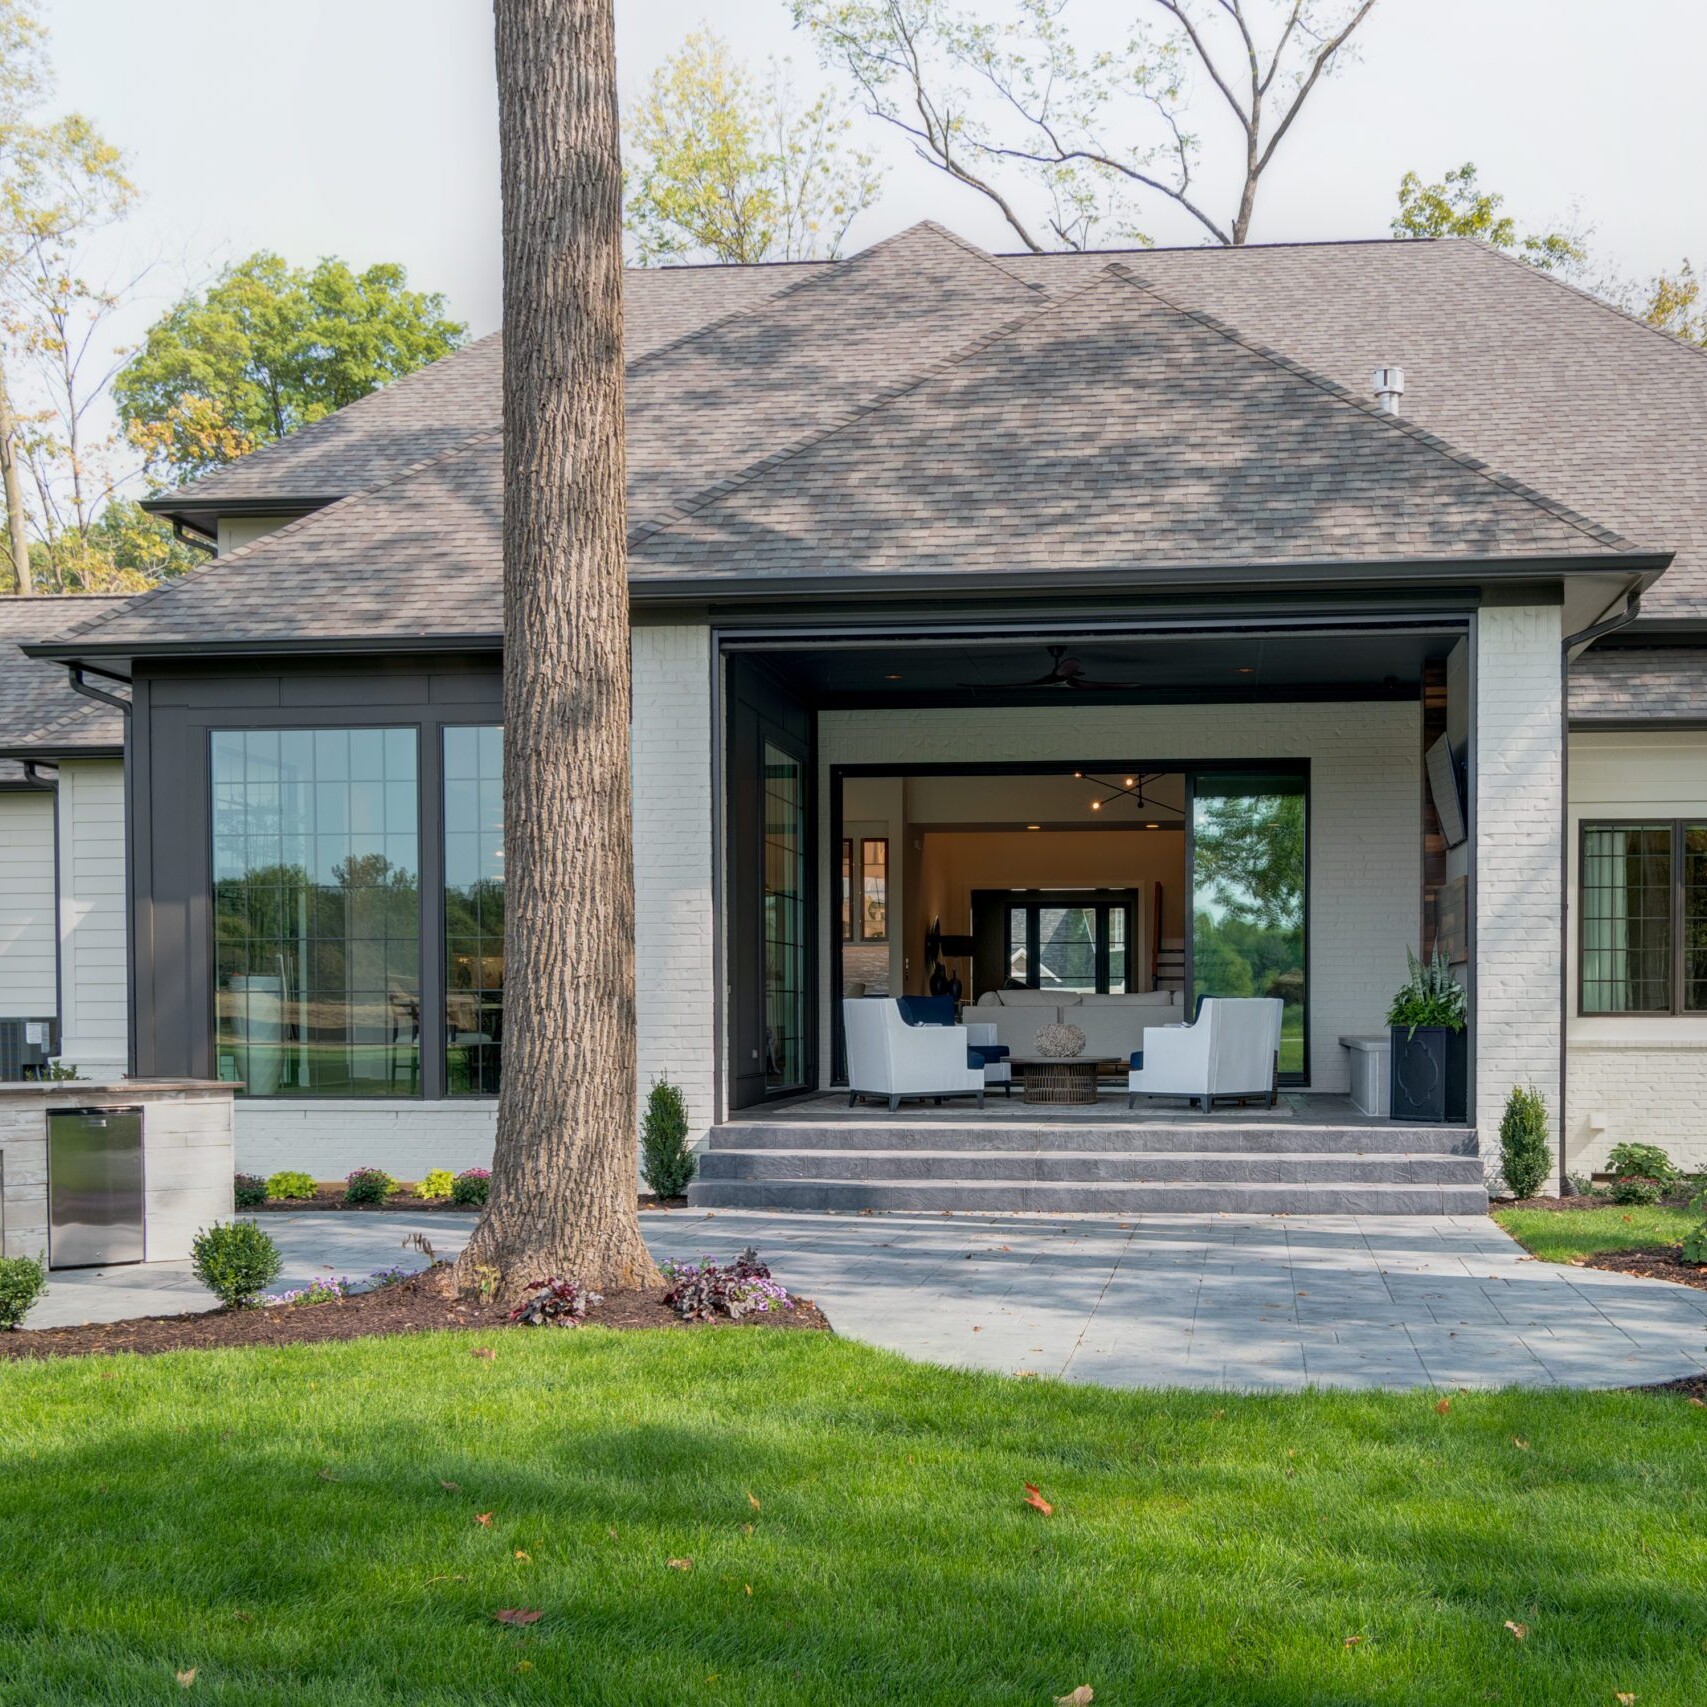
[2,0,1700,600]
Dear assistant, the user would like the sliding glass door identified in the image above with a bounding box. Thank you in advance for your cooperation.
[1190,770,1307,1079]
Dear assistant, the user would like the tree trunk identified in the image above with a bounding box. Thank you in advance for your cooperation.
[0,359,34,595]
[453,0,660,1299]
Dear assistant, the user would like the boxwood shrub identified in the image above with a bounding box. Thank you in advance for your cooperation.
[191,1222,282,1309]
[0,1253,47,1329]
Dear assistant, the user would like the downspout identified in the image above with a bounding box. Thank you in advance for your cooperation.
[68,664,132,715]
[22,759,57,787]
[1556,589,1644,1194]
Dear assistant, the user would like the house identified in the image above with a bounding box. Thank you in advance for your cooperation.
[0,596,132,1082]
[8,221,1707,1200]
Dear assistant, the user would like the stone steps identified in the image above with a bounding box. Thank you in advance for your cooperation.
[703,1120,1476,1156]
[687,1114,1488,1215]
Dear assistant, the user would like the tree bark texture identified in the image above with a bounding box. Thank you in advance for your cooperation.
[454,0,660,1297]
[0,360,33,594]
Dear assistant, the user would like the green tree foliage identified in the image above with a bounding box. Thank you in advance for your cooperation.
[640,1078,697,1199]
[794,0,1379,251]
[1497,1085,1550,1200]
[115,253,466,483]
[1192,794,1304,931]
[1391,162,1586,272]
[625,30,881,265]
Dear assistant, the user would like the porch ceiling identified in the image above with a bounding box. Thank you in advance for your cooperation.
[740,625,1460,707]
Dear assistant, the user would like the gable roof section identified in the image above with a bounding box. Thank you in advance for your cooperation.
[1004,239,1707,622]
[145,257,831,526]
[629,264,1646,583]
[45,225,1052,651]
[0,595,129,781]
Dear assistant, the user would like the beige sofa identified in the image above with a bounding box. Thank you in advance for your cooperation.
[971,988,1183,1061]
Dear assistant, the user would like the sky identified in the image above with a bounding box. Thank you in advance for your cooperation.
[38,0,1707,346]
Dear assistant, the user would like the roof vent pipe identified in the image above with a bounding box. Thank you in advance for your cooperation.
[1372,365,1405,415]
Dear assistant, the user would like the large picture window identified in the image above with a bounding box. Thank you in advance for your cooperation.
[212,728,420,1097]
[444,726,504,1096]
[1580,821,1707,1014]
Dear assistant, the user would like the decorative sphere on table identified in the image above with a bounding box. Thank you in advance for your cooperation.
[1033,1022,1086,1059]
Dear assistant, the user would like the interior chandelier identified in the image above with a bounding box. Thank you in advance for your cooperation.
[1074,771,1173,815]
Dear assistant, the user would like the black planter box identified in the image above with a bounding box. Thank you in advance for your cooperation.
[1389,1025,1467,1124]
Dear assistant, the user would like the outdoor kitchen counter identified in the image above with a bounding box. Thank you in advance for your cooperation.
[0,1080,236,1265]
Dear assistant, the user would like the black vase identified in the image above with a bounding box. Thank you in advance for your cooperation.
[1389,1025,1468,1123]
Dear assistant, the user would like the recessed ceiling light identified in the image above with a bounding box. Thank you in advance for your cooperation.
[883,673,902,681]
[1235,665,1255,674]
[1026,823,1041,830]
[1145,822,1159,830]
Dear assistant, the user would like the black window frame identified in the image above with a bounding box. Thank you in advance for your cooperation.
[1001,893,1135,995]
[1577,818,1707,1017]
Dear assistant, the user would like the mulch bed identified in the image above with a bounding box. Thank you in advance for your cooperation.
[1573,1245,1707,1291]
[250,1192,689,1214]
[0,1266,829,1363]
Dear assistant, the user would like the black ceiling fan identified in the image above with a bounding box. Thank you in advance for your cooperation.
[961,644,1147,692]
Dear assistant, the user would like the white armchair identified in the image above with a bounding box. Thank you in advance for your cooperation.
[1127,997,1284,1112]
[844,999,987,1111]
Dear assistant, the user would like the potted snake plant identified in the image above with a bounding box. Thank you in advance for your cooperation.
[1386,948,1468,1123]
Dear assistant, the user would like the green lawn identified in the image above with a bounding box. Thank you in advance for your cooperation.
[1494,1205,1698,1264]
[4,1333,1706,1704]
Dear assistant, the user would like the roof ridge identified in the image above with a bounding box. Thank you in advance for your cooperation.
[1459,237,1707,365]
[624,219,1036,381]
[1101,261,1648,555]
[48,426,504,650]
[625,264,1106,550]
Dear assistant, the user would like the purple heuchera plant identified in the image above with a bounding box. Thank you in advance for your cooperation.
[508,1276,603,1328]
[662,1248,795,1322]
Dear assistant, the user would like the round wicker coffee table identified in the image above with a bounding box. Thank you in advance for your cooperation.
[1015,1057,1101,1105]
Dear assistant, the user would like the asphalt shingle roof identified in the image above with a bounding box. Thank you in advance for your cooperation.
[1570,648,1707,722]
[630,265,1638,580]
[0,595,129,780]
[49,224,1686,655]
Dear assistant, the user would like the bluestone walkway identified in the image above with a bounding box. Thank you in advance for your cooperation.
[24,1208,1707,1393]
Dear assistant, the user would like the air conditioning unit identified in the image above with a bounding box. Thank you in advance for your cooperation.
[0,1017,59,1081]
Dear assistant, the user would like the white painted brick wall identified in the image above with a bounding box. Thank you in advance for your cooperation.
[235,1100,497,1180]
[817,701,1422,1092]
[1566,728,1707,1173]
[57,760,128,1080]
[1473,605,1563,1144]
[631,624,717,1145]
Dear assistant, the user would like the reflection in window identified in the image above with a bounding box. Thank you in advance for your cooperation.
[860,838,888,941]
[213,728,419,1097]
[445,727,504,1095]
[1580,823,1674,1013]
[764,743,807,1091]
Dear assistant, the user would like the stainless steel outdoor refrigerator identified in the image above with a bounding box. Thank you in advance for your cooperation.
[47,1105,145,1268]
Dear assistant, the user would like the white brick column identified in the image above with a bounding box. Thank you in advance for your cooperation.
[631,624,717,1145]
[1472,603,1564,1140]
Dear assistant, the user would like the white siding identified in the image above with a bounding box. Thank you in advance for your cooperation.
[631,623,717,1143]
[56,760,128,1079]
[817,700,1422,1093]
[1472,606,1564,1150]
[1566,728,1707,1174]
[0,789,56,1019]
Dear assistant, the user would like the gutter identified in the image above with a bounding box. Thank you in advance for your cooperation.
[1556,588,1645,1195]
[68,664,133,715]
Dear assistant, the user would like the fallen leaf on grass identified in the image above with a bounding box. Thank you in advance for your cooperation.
[515,1661,534,1673]
[232,1611,253,1623]
[1614,1694,1636,1704]
[1342,1635,1364,1648]
[607,1527,619,1541]
[492,1609,542,1627]
[175,1670,196,1688]
[1211,1409,1226,1420]
[1435,1399,1451,1415]
[514,1550,531,1561]
[439,1479,461,1492]
[1512,1437,1530,1451]
[745,1584,753,1596]
[1054,1688,1094,1706]
[747,1490,761,1511]
[316,1468,339,1482]
[1689,1397,1706,1410]
[741,1522,754,1536]
[471,1347,496,1361]
[1504,1621,1528,1642]
[668,1558,694,1571]
[1023,1483,1054,1516]
[474,1512,494,1527]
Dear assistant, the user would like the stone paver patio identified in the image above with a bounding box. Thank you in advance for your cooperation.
[24,1209,1707,1393]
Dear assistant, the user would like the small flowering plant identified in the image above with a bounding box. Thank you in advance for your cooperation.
[662,1248,795,1322]
[508,1276,603,1327]
[344,1167,398,1206]
[365,1265,411,1290]
[265,1274,353,1307]
[451,1167,491,1207]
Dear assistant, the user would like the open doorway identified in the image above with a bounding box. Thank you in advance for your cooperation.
[830,762,1307,1083]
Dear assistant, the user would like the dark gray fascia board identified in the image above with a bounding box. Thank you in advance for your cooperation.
[0,741,121,762]
[137,492,344,537]
[1568,717,1707,732]
[23,551,1667,667]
